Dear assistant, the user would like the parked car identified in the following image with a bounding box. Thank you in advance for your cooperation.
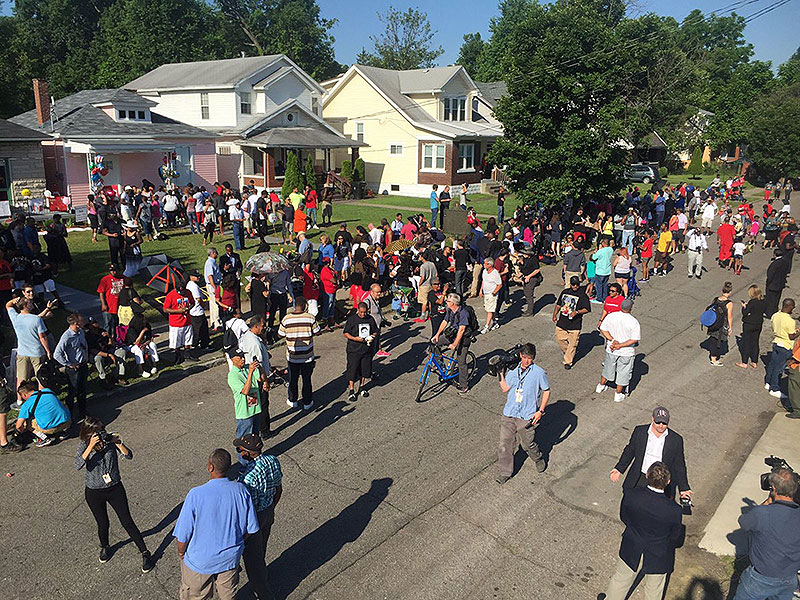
[624,164,661,184]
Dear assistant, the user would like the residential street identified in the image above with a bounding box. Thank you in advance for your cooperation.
[0,240,793,600]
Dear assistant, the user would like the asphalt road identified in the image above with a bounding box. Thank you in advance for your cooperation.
[1,231,794,600]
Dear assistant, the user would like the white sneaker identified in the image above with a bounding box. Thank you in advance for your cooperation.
[614,392,626,403]
[765,383,771,390]
[141,371,151,378]
[490,322,500,331]
[150,367,157,375]
[287,399,299,408]
[595,383,608,394]
[769,390,783,398]
[480,326,489,335]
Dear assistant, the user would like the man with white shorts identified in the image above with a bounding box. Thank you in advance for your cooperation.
[480,258,502,333]
[700,199,716,234]
[163,280,196,364]
[596,298,641,402]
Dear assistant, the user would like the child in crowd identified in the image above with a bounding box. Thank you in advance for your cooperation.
[732,237,746,276]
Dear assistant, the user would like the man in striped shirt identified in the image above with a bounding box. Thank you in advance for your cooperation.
[278,296,320,410]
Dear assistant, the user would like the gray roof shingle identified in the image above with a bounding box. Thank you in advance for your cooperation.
[126,55,283,91]
[0,119,50,142]
[476,81,508,106]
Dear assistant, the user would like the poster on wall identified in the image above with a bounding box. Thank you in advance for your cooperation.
[73,205,88,223]
[0,201,10,218]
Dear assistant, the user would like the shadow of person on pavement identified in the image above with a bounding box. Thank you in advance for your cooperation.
[534,400,578,463]
[266,400,355,457]
[573,331,606,365]
[677,577,724,600]
[108,501,183,562]
[627,354,649,394]
[269,477,393,599]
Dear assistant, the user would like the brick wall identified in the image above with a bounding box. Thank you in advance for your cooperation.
[0,141,47,203]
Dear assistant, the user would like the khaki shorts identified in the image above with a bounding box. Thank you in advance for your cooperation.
[483,293,498,314]
[32,418,71,436]
[418,285,431,303]
[702,217,714,229]
[653,250,666,262]
[16,355,45,383]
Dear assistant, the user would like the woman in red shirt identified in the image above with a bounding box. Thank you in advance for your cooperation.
[598,283,624,327]
[302,263,321,317]
[304,185,318,229]
[216,273,239,321]
[639,230,655,282]
[319,259,337,329]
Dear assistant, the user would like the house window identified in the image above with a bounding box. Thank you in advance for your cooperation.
[444,97,466,121]
[458,143,475,171]
[311,96,319,115]
[200,92,210,120]
[242,147,263,176]
[390,184,400,192]
[137,110,145,120]
[389,144,403,155]
[118,109,125,120]
[127,110,136,119]
[217,145,232,156]
[240,92,251,115]
[472,98,479,121]
[356,122,364,143]
[422,143,446,171]
[0,159,10,202]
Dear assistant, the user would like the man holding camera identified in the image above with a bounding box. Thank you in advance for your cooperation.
[432,293,472,395]
[602,461,684,600]
[732,467,800,600]
[610,407,692,502]
[227,350,263,465]
[496,343,549,484]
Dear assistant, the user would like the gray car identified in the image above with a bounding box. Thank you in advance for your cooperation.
[624,164,661,184]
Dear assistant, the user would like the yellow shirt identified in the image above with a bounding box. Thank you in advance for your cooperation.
[772,311,796,350]
[657,231,672,253]
[288,191,305,209]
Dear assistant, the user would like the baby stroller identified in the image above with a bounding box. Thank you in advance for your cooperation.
[627,266,642,299]
[390,283,417,321]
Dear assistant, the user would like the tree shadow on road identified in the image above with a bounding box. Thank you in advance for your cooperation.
[269,477,393,599]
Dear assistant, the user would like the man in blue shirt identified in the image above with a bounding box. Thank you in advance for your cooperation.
[591,238,614,303]
[175,448,259,600]
[496,343,550,484]
[15,379,71,447]
[429,184,439,226]
[732,468,800,600]
[6,296,51,387]
[204,247,223,330]
[54,312,89,420]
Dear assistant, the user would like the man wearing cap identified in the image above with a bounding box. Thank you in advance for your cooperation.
[163,279,195,364]
[596,298,641,402]
[186,270,210,350]
[227,350,263,463]
[97,264,124,335]
[610,407,692,501]
[552,276,591,370]
[235,433,282,600]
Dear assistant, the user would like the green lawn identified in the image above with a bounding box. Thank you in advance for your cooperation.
[364,193,503,217]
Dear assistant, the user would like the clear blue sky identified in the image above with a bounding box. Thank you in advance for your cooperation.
[318,0,799,69]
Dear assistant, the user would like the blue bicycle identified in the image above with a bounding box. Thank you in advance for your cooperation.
[416,341,476,402]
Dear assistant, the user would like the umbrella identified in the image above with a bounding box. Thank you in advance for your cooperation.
[141,264,185,294]
[139,253,179,269]
[386,238,413,253]
[245,252,292,275]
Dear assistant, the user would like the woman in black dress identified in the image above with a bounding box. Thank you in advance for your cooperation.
[736,284,767,369]
[45,213,72,267]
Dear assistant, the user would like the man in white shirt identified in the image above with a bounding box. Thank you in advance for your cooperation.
[368,223,383,247]
[246,189,259,237]
[238,315,271,435]
[391,214,404,237]
[686,224,708,279]
[700,199,716,235]
[186,270,210,349]
[480,258,503,333]
[596,298,641,402]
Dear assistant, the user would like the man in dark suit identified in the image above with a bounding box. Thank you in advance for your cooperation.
[602,462,685,600]
[610,406,692,501]
[765,249,793,317]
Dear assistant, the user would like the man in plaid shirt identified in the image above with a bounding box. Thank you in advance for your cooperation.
[235,433,282,599]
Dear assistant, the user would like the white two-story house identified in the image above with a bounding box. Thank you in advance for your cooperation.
[322,64,505,197]
[126,55,363,191]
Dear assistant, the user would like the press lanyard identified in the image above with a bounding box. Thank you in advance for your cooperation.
[514,365,530,403]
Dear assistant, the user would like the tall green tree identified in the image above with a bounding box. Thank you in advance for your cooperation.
[745,85,800,180]
[216,0,342,80]
[686,147,703,178]
[0,16,27,118]
[93,0,228,88]
[356,6,443,69]
[305,153,317,189]
[456,33,485,79]
[281,151,301,198]
[473,0,533,82]
[778,47,800,87]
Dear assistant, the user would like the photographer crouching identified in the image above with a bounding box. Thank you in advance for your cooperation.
[431,293,472,395]
[496,343,550,484]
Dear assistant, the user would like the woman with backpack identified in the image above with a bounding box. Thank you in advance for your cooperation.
[708,281,734,367]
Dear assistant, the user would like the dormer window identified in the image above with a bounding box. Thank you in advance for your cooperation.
[117,108,149,122]
[240,92,251,115]
[444,97,466,121]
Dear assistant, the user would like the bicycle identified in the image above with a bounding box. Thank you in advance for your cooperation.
[415,341,476,402]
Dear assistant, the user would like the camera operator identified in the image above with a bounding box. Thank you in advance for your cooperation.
[432,293,472,395]
[495,343,549,484]
[732,468,800,600]
[74,416,154,572]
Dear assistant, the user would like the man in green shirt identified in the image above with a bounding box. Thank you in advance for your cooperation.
[288,187,305,210]
[227,350,262,464]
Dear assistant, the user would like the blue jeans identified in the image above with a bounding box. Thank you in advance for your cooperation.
[187,211,199,234]
[232,222,243,250]
[431,207,438,226]
[622,230,635,254]
[320,290,334,320]
[655,210,665,227]
[766,344,792,392]
[308,207,317,227]
[497,205,505,223]
[733,565,797,600]
[595,274,610,302]
[236,414,260,465]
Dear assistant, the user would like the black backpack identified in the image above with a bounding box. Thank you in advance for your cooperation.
[463,305,480,335]
[222,321,242,354]
[705,300,727,332]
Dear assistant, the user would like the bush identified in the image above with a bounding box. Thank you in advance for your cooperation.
[353,157,365,182]
[341,160,353,183]
[686,147,703,179]
[281,151,302,198]
[659,166,668,178]
[305,154,317,190]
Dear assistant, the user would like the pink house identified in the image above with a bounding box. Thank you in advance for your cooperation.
[10,80,218,206]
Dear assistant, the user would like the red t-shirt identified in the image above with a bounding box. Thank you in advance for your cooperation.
[97,275,124,314]
[401,223,417,240]
[320,266,337,294]
[603,294,624,315]
[163,289,191,327]
[0,259,12,292]
[640,238,654,259]
[302,268,320,300]
[305,190,318,209]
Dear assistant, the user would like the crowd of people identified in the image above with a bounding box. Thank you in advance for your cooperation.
[2,170,800,600]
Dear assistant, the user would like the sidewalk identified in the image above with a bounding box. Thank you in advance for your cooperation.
[699,411,800,556]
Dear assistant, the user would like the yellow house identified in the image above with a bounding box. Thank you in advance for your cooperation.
[322,64,504,198]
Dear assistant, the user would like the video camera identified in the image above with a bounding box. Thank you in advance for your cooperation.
[760,455,800,503]
[487,344,522,378]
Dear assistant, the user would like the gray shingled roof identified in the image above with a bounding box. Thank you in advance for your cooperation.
[0,119,50,142]
[126,55,283,91]
[476,81,507,106]
[237,124,366,149]
[10,89,214,139]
